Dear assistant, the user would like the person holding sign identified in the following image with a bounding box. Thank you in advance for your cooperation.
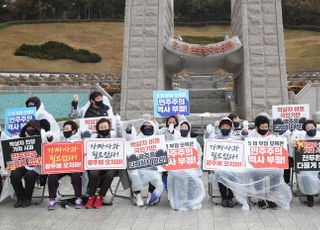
[243,115,286,209]
[85,118,118,209]
[47,120,83,210]
[25,97,60,142]
[294,120,320,207]
[125,120,164,207]
[69,91,114,118]
[0,126,8,174]
[158,116,181,141]
[9,120,46,208]
[158,115,181,191]
[167,119,205,211]
[205,117,238,208]
[228,113,243,137]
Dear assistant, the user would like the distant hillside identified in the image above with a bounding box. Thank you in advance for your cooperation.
[0,22,319,74]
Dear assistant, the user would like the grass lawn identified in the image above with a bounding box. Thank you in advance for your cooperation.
[0,22,319,74]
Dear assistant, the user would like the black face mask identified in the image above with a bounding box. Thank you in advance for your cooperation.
[257,128,268,136]
[63,131,73,139]
[98,129,110,137]
[221,129,231,136]
[95,100,104,108]
[142,128,154,136]
[26,129,39,136]
[307,129,317,137]
[233,122,240,128]
[180,130,189,137]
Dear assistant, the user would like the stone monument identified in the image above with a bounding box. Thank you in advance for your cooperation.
[120,0,288,120]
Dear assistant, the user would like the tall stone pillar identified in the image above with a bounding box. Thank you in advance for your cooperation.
[120,0,174,120]
[231,0,288,120]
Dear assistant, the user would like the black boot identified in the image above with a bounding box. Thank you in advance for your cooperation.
[258,200,268,209]
[307,195,314,207]
[14,198,23,208]
[221,199,228,207]
[267,200,277,209]
[227,199,235,208]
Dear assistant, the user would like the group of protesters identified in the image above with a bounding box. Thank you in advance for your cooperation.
[0,90,319,211]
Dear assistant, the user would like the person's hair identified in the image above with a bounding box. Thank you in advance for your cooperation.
[39,119,51,132]
[96,118,111,131]
[166,116,178,126]
[89,91,103,101]
[180,121,190,131]
[219,118,233,128]
[254,115,270,128]
[19,120,41,137]
[63,120,78,132]
[25,96,41,109]
[302,120,317,131]
[228,113,238,121]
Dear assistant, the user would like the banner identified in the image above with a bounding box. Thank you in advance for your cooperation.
[126,135,167,170]
[85,138,126,170]
[158,139,199,171]
[153,90,190,117]
[245,138,288,169]
[272,104,309,132]
[295,139,320,171]
[5,107,36,135]
[42,141,84,174]
[79,116,112,134]
[203,140,244,170]
[1,136,42,171]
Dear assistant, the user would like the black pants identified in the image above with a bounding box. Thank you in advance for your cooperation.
[284,157,294,184]
[88,170,117,197]
[48,173,82,199]
[10,167,39,201]
[218,182,234,200]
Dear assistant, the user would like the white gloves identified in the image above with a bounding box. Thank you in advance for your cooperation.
[243,120,249,130]
[114,114,121,123]
[282,129,291,137]
[168,123,174,133]
[206,124,214,134]
[131,126,137,136]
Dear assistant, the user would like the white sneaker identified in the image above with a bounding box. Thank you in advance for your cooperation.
[102,196,109,204]
[134,193,144,207]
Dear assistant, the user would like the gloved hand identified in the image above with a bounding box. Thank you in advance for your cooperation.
[168,123,174,133]
[114,114,121,123]
[243,120,249,130]
[131,126,137,136]
[214,120,220,127]
[126,124,132,134]
[281,129,291,137]
[206,124,214,134]
[71,95,78,109]
[242,120,249,136]
[46,131,54,142]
